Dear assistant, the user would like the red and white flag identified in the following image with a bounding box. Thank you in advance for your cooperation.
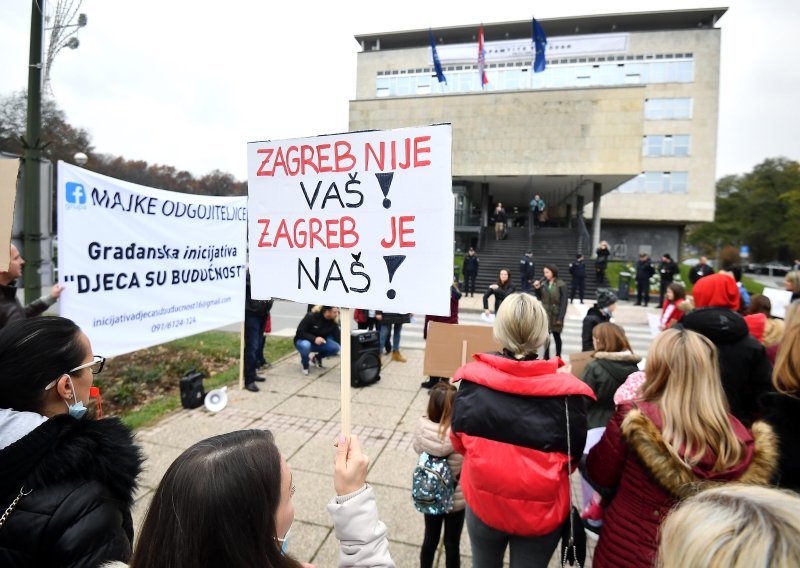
[478,25,488,88]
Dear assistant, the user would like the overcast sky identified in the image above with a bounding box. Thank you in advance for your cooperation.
[1,0,798,181]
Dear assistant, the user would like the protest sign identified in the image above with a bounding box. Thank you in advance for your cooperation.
[57,162,247,357]
[423,322,500,379]
[0,158,18,270]
[246,124,454,316]
[248,125,453,434]
[763,286,793,319]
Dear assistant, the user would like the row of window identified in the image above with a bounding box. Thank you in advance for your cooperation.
[644,97,693,120]
[616,171,689,194]
[643,135,691,157]
[374,58,694,97]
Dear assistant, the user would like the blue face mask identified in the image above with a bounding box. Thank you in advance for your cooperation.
[276,523,293,555]
[64,376,88,419]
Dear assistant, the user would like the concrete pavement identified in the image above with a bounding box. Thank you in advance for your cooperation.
[132,302,655,566]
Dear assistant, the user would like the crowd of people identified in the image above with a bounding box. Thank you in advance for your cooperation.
[3,235,800,567]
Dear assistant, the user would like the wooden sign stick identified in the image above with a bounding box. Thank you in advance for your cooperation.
[238,320,245,390]
[340,307,352,437]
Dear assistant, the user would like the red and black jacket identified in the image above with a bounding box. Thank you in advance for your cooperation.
[450,353,595,536]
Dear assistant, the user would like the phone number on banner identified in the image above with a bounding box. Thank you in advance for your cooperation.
[151,317,197,333]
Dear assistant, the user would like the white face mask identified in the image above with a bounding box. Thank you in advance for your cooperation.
[276,522,293,555]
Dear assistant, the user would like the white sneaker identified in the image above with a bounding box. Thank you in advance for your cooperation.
[301,364,309,376]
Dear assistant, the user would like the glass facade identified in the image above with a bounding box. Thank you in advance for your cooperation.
[643,135,691,156]
[617,172,689,194]
[375,56,694,97]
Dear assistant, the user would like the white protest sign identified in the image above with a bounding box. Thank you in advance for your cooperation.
[57,162,247,357]
[763,286,793,319]
[246,124,453,316]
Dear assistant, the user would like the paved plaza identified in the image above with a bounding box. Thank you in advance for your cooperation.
[133,302,654,566]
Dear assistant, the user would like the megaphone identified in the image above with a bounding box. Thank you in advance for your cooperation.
[204,386,228,413]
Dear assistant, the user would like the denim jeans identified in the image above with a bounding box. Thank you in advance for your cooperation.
[380,323,403,352]
[244,311,267,384]
[466,507,561,568]
[295,336,341,367]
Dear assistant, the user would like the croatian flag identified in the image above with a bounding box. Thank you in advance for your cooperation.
[532,18,547,73]
[429,29,447,84]
[478,25,488,88]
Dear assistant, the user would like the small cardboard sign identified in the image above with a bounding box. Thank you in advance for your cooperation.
[0,159,19,271]
[566,351,594,379]
[423,322,500,378]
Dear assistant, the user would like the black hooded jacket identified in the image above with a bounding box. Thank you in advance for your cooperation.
[0,414,143,567]
[679,307,774,426]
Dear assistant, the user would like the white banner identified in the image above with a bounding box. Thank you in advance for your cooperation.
[57,163,247,357]
[247,124,453,316]
[432,33,629,65]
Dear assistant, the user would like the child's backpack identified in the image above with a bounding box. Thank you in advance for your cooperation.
[412,452,455,514]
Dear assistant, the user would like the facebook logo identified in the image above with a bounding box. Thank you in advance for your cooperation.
[65,182,86,204]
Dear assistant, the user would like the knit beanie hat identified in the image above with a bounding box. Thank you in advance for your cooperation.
[692,273,739,309]
[596,289,618,309]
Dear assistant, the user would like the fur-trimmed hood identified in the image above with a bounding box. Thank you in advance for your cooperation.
[0,413,142,505]
[621,407,777,499]
[592,350,641,364]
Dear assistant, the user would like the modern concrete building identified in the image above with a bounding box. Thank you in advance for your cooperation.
[349,8,725,260]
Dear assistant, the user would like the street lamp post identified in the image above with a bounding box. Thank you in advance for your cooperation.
[23,0,45,303]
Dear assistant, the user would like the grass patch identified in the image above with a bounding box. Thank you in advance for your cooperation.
[92,332,295,430]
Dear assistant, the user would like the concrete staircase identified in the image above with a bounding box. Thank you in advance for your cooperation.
[473,226,603,299]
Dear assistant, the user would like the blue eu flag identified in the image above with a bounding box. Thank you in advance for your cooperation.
[532,18,547,73]
[429,29,447,84]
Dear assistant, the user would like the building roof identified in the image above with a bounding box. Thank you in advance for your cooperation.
[354,8,728,51]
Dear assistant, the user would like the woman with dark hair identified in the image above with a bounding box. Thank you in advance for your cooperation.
[659,282,688,331]
[533,264,567,359]
[482,268,515,317]
[129,431,394,568]
[0,317,143,567]
[744,294,785,350]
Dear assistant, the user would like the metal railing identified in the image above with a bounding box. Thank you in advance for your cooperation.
[576,215,591,256]
[527,209,535,249]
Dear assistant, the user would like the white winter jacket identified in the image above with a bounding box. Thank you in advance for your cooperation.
[327,485,395,567]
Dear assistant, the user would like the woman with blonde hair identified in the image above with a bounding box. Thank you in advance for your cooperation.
[759,303,800,491]
[785,270,800,302]
[657,484,800,568]
[451,293,594,567]
[585,328,777,568]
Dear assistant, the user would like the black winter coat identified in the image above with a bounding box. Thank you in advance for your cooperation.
[679,307,774,426]
[462,255,479,275]
[245,272,273,316]
[0,415,143,567]
[0,282,52,330]
[582,307,611,351]
[595,248,610,270]
[294,311,342,343]
[658,260,678,282]
[759,392,800,492]
[635,259,654,281]
[483,283,515,313]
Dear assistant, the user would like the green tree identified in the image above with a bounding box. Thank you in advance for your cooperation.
[688,158,800,262]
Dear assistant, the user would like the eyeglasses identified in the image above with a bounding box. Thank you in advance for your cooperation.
[44,356,105,390]
[69,356,105,376]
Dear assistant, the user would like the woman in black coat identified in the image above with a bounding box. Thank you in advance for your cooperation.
[483,268,515,316]
[0,317,143,567]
